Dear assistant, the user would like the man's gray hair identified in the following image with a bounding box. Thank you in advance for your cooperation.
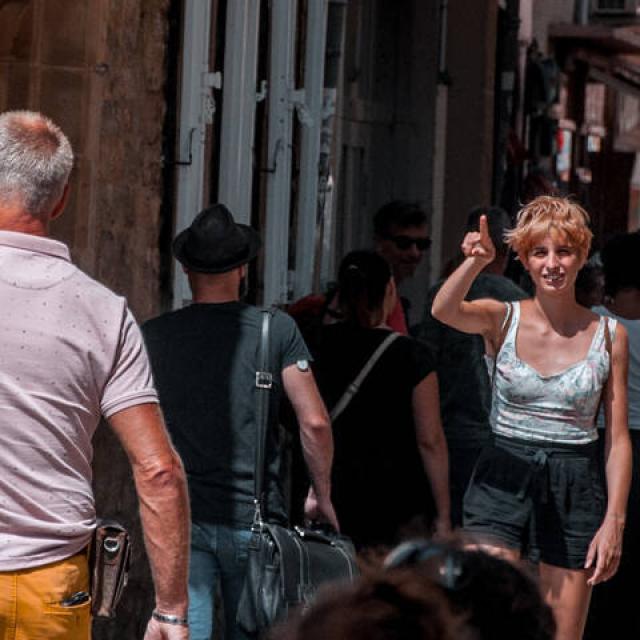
[0,110,74,217]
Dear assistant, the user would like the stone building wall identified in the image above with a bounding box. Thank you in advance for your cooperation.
[1,2,173,638]
[442,0,498,266]
[0,0,170,322]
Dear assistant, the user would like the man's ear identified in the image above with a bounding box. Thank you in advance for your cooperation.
[50,183,70,221]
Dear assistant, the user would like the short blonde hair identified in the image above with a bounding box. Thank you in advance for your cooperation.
[505,195,592,258]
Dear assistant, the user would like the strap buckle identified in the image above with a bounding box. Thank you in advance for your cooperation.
[251,499,264,532]
[256,371,273,389]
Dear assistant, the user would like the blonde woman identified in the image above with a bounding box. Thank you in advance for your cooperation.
[432,196,631,640]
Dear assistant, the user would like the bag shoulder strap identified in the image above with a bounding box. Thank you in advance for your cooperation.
[253,308,276,523]
[330,331,400,422]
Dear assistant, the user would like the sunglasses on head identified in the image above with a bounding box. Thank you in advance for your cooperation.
[384,540,466,591]
[386,235,432,251]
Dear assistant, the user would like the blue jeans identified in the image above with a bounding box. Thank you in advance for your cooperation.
[189,521,253,640]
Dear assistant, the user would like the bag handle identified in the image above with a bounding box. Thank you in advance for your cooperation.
[330,332,400,422]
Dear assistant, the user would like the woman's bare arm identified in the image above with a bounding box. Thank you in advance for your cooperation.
[586,323,631,585]
[413,372,451,537]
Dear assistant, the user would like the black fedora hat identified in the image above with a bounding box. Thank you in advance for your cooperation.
[173,204,261,273]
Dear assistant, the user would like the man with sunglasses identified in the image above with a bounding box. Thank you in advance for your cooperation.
[289,201,431,338]
[373,201,431,333]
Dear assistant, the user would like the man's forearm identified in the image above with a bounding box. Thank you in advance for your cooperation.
[300,420,334,500]
[135,453,191,615]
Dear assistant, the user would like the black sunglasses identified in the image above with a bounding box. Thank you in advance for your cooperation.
[386,235,432,251]
[384,540,466,591]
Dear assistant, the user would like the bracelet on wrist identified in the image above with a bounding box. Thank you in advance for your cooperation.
[152,610,189,626]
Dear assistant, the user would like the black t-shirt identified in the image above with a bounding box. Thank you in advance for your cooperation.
[142,303,310,527]
[312,324,435,547]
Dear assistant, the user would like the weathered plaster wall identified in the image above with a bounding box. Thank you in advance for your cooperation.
[92,6,172,639]
[93,0,170,323]
[0,0,169,322]
[442,0,498,266]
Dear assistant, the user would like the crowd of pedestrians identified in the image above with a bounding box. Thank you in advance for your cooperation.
[1,108,638,640]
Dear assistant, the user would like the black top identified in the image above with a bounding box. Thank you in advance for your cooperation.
[142,303,310,527]
[312,323,435,548]
[418,273,529,446]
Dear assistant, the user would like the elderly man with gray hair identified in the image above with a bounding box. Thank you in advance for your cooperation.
[0,110,190,640]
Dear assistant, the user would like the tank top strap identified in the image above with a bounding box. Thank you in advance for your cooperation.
[607,316,618,343]
[500,300,520,354]
[589,315,607,352]
[586,315,620,364]
[594,315,618,355]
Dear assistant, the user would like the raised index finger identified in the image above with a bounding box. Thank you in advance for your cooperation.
[479,214,491,244]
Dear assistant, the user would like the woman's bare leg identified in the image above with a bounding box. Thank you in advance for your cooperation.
[539,562,592,640]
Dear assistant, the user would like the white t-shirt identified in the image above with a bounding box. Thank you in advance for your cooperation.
[0,231,158,570]
[593,305,640,430]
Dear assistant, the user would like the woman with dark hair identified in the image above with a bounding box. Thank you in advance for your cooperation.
[310,250,450,549]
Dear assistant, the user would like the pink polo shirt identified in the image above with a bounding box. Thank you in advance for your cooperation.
[0,230,158,570]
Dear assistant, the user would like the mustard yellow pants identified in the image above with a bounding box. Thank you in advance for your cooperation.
[0,552,90,640]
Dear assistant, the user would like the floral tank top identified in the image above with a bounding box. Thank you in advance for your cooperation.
[487,301,616,444]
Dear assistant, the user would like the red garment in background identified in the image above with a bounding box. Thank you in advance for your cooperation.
[387,297,408,335]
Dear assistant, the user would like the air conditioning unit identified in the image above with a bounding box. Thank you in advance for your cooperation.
[591,0,640,15]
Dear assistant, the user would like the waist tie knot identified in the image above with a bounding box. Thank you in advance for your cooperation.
[516,449,549,501]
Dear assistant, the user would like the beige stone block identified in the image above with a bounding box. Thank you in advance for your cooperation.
[0,0,34,62]
[38,67,86,150]
[40,0,87,67]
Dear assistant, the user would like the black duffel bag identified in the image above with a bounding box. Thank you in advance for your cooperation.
[237,309,359,635]
[237,522,358,634]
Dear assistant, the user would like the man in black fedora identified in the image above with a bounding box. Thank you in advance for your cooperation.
[142,204,338,640]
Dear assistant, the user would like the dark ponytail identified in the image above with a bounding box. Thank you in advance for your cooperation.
[337,251,392,327]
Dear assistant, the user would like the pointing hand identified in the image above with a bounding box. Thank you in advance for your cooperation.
[461,214,496,264]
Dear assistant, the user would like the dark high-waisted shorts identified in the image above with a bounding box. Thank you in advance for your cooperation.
[463,434,605,569]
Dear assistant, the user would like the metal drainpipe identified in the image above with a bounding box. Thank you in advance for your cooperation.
[430,0,449,284]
